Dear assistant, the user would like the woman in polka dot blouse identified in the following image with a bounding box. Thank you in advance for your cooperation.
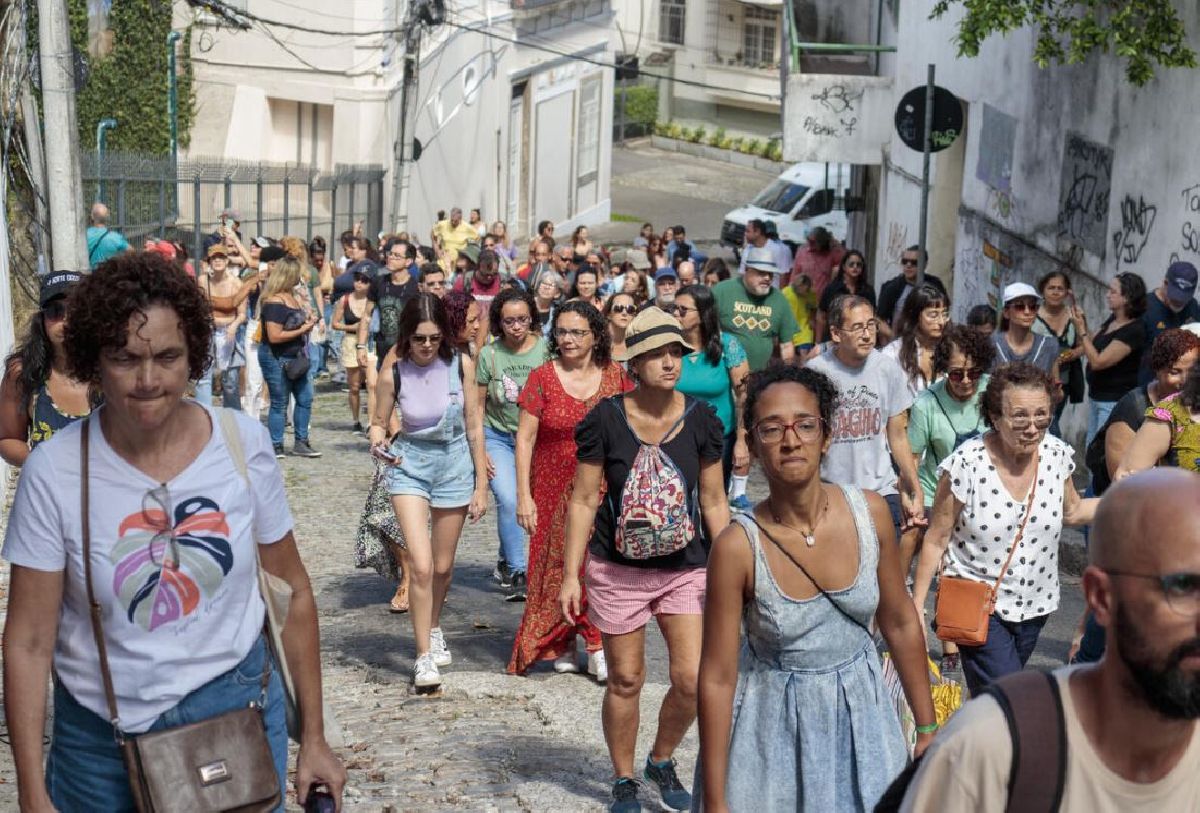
[911,362,1098,695]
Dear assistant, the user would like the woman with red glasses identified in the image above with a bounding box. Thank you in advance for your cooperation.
[0,272,94,466]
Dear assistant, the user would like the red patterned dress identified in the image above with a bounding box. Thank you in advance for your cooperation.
[507,359,632,674]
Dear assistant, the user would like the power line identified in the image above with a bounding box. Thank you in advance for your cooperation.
[187,0,781,101]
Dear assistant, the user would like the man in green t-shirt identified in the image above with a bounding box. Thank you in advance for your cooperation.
[713,245,799,371]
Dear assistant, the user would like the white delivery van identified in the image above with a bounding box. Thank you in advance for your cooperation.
[720,162,851,253]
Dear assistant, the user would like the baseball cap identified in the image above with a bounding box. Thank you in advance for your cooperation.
[260,245,286,263]
[220,208,242,223]
[743,245,780,273]
[1166,261,1198,305]
[206,243,229,259]
[253,236,272,249]
[349,259,380,278]
[626,249,651,271]
[655,267,678,282]
[39,271,83,306]
[144,240,177,262]
[624,307,693,361]
[1002,282,1041,305]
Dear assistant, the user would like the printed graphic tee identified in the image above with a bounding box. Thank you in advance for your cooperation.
[806,348,913,495]
[2,405,294,732]
[712,277,800,372]
[476,337,551,434]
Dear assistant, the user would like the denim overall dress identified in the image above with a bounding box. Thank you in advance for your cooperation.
[387,353,475,507]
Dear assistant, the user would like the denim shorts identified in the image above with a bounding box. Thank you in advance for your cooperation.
[46,635,287,812]
[387,436,475,507]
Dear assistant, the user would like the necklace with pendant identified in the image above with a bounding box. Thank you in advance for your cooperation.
[768,492,828,547]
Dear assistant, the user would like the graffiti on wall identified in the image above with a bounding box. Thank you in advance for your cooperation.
[1181,183,1200,259]
[884,222,908,271]
[1111,194,1157,269]
[982,239,1013,311]
[1057,133,1113,256]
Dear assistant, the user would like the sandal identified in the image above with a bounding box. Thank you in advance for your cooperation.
[389,584,410,614]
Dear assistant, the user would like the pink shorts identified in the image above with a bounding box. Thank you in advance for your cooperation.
[585,556,707,635]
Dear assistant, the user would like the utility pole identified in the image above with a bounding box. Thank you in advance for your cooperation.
[38,0,88,271]
[391,3,422,234]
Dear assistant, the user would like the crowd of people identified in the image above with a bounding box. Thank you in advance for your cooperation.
[4,206,1200,813]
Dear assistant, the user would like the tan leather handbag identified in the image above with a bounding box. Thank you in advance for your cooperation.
[934,455,1039,647]
[80,421,282,812]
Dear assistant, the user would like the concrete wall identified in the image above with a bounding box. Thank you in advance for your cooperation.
[879,1,1200,329]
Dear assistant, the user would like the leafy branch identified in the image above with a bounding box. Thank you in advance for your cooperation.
[929,0,1197,86]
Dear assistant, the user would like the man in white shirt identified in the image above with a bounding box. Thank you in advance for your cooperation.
[900,469,1200,812]
[738,219,792,285]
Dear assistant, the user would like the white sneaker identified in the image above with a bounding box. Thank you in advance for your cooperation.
[587,650,608,683]
[554,648,580,674]
[413,653,441,687]
[430,627,452,667]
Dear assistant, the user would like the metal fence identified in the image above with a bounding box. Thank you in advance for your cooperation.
[80,151,386,263]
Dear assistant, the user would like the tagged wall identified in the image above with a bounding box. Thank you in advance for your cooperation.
[881,1,1200,325]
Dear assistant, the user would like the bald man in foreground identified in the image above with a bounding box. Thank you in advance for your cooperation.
[900,468,1200,811]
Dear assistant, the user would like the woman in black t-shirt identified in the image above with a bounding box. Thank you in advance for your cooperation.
[1073,272,1148,445]
[259,256,321,458]
[558,307,729,812]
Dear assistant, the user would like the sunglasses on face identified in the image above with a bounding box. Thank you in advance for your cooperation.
[947,366,984,383]
[411,334,442,345]
[1008,299,1039,313]
[610,304,637,315]
[901,258,919,267]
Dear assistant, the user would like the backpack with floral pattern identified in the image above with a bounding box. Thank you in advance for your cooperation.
[609,397,700,560]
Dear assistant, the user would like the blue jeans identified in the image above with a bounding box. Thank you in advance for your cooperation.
[959,614,1049,696]
[195,365,242,409]
[258,344,313,445]
[308,341,325,383]
[1086,399,1118,447]
[1072,610,1107,664]
[485,426,526,573]
[46,635,287,812]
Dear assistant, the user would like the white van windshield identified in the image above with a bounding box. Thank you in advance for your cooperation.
[751,180,809,214]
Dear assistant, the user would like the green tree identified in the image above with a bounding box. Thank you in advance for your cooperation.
[31,0,195,153]
[929,0,1196,86]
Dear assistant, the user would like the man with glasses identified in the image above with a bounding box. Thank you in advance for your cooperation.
[900,468,1200,812]
[806,295,924,538]
[357,241,419,367]
[877,245,948,343]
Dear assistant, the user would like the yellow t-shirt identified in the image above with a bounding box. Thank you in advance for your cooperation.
[432,220,478,266]
[781,285,818,346]
[900,667,1200,812]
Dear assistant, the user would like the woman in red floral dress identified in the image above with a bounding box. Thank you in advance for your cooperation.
[511,301,632,678]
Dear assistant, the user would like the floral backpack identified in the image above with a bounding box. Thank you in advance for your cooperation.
[609,397,700,559]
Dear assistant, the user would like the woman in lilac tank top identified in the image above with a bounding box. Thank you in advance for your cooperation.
[368,293,489,690]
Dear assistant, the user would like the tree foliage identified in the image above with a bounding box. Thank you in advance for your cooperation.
[929,0,1197,86]
[30,0,195,153]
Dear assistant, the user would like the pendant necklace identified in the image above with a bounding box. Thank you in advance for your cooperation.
[769,491,828,547]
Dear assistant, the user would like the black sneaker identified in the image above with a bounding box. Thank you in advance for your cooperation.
[610,777,641,813]
[492,560,512,588]
[292,439,322,458]
[352,421,364,434]
[643,757,689,812]
[505,572,527,602]
[273,443,285,459]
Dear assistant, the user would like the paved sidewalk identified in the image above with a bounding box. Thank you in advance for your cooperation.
[0,384,1086,811]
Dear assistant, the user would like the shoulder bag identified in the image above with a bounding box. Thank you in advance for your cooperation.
[933,453,1039,647]
[80,420,281,812]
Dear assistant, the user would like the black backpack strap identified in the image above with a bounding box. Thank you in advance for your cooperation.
[982,670,1067,813]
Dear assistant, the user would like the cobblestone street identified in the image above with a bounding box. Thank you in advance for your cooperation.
[0,379,1086,812]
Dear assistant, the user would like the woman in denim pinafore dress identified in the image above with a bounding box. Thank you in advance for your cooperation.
[368,293,489,690]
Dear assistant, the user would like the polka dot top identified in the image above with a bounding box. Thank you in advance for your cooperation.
[936,433,1075,622]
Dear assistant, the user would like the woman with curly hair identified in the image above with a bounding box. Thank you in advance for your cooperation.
[1,252,345,811]
[881,283,950,397]
[476,287,550,600]
[510,301,631,677]
[443,289,482,357]
[1115,347,1200,479]
[0,272,93,466]
[697,365,935,812]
